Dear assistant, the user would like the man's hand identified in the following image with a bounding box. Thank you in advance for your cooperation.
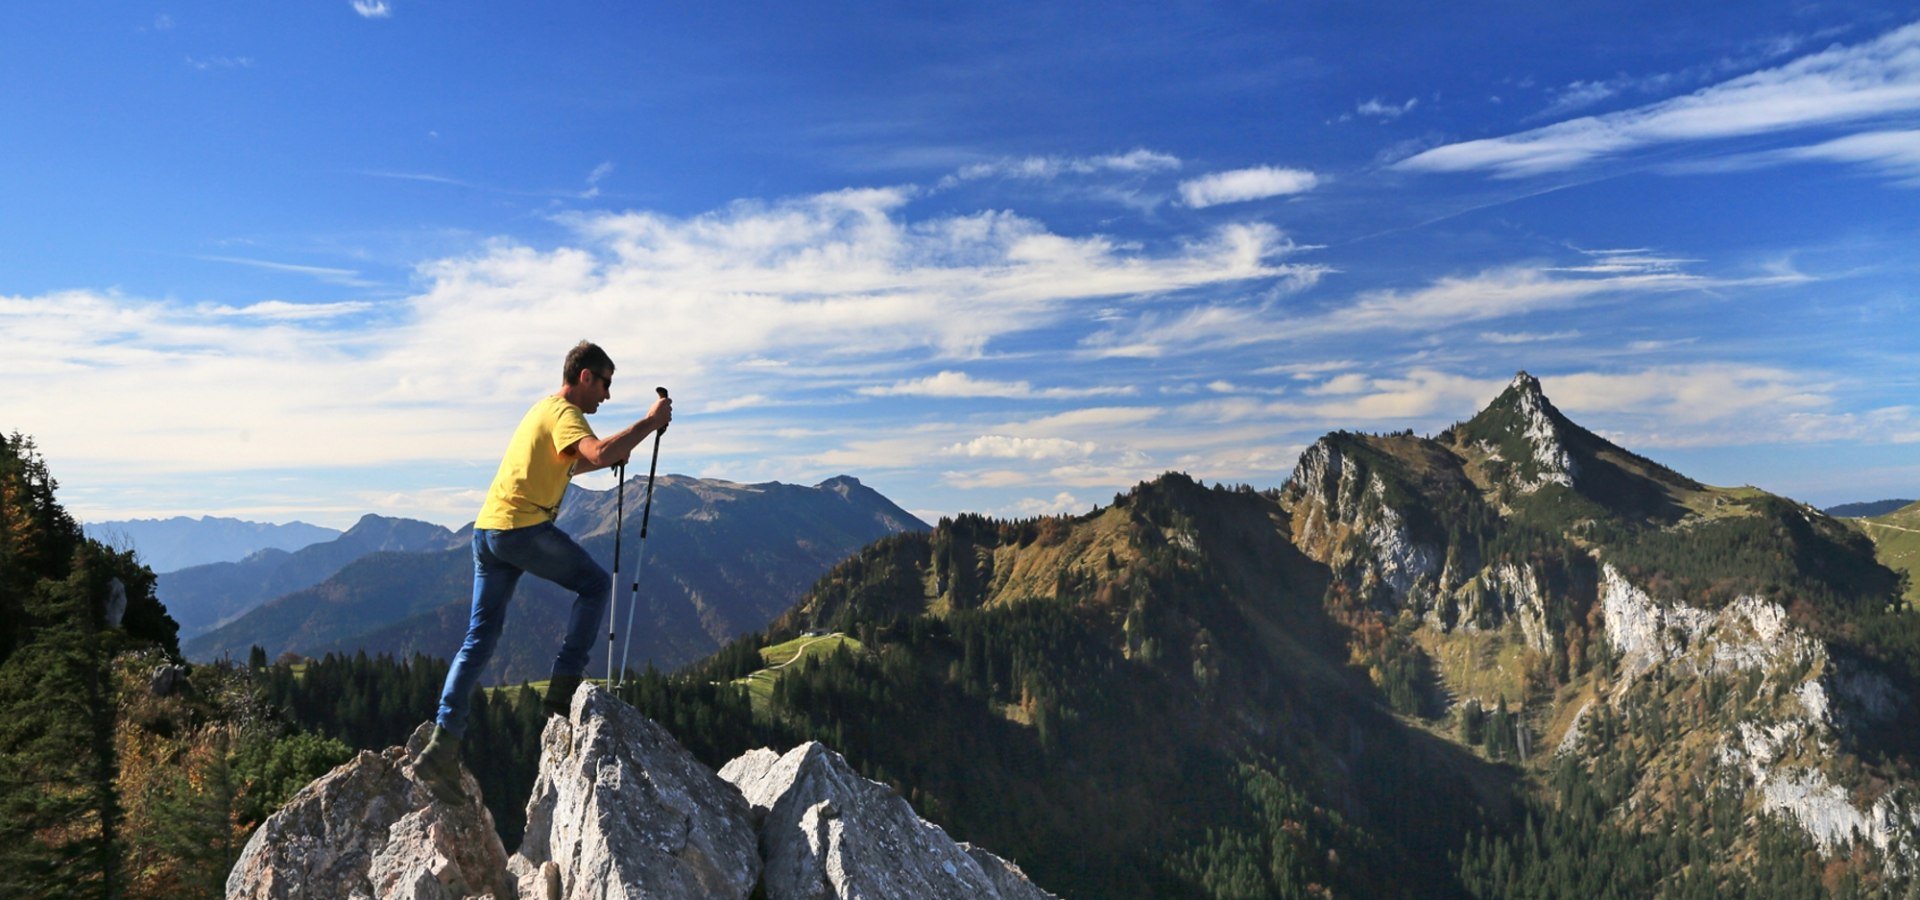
[644,394,672,433]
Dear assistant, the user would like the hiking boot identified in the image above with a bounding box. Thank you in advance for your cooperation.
[543,673,583,717]
[415,724,466,804]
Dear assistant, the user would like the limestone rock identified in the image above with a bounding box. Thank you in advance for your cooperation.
[150,663,190,696]
[720,741,1056,900]
[226,722,512,900]
[509,683,759,900]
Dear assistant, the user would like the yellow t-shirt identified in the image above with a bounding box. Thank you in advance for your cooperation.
[475,395,596,530]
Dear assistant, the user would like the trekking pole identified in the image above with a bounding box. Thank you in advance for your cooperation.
[605,461,625,689]
[616,387,669,690]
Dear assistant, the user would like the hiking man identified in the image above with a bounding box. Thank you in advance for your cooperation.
[416,340,672,799]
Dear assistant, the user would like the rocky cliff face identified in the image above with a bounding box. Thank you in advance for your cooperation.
[1588,563,1920,856]
[227,686,1053,900]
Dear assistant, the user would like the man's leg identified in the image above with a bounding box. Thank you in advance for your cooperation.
[435,530,524,738]
[490,522,611,707]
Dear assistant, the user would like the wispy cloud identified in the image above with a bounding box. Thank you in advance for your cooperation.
[186,55,253,71]
[860,371,1135,400]
[1680,129,1920,186]
[1399,21,1920,176]
[1355,97,1419,120]
[1480,330,1582,344]
[944,435,1098,460]
[197,255,380,288]
[1080,250,1796,359]
[351,0,392,19]
[355,170,473,188]
[1178,166,1320,207]
[581,161,615,199]
[195,300,373,321]
[936,149,1180,189]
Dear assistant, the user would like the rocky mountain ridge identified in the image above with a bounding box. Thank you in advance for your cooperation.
[1277,372,1918,875]
[229,684,1053,899]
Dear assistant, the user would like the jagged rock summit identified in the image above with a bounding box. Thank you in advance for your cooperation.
[509,683,761,899]
[228,685,1055,899]
[720,742,1057,900]
[226,723,514,900]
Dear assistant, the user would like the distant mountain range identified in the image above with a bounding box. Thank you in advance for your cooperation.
[159,514,464,639]
[82,515,339,573]
[1826,498,1918,518]
[182,475,927,683]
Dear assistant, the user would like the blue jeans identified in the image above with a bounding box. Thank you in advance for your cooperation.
[435,522,611,737]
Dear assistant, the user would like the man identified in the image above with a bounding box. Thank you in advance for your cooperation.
[416,340,672,801]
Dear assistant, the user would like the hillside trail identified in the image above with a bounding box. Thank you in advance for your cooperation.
[771,633,842,670]
[1860,521,1920,535]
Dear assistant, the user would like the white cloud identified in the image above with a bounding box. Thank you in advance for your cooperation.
[1179,166,1321,207]
[703,394,773,413]
[351,0,392,18]
[1399,21,1920,176]
[860,371,1134,400]
[196,300,373,320]
[1304,373,1371,395]
[1080,249,1806,359]
[1480,330,1582,344]
[1777,129,1920,186]
[938,149,1180,188]
[1,187,1309,490]
[1541,80,1619,116]
[944,435,1097,460]
[1267,369,1505,422]
[1356,97,1419,119]
[1003,492,1083,517]
[1547,366,1833,422]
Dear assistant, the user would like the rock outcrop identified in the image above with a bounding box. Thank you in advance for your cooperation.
[508,683,761,900]
[226,723,514,900]
[719,742,1056,900]
[230,689,1053,899]
[1592,563,1920,856]
[1282,437,1441,609]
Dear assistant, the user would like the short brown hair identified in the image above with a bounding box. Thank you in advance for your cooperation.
[563,341,615,385]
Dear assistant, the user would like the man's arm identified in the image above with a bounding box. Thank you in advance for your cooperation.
[569,396,672,474]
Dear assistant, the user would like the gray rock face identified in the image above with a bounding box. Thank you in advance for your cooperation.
[509,683,761,900]
[229,688,1051,899]
[719,742,1056,900]
[226,722,513,900]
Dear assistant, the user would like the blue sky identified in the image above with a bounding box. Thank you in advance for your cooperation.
[4,2,1917,529]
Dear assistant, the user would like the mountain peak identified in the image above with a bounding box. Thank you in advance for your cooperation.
[1457,371,1579,493]
[817,474,865,492]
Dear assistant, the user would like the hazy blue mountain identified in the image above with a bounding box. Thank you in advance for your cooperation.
[161,514,462,639]
[184,475,928,681]
[1826,498,1918,518]
[82,515,338,573]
